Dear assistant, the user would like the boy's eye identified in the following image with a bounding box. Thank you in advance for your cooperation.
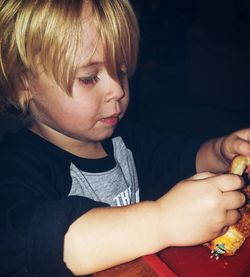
[118,70,127,78]
[78,75,99,85]
[118,70,128,86]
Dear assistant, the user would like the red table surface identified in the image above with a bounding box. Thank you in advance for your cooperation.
[154,238,250,277]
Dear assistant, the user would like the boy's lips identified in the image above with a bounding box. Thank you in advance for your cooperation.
[100,113,120,126]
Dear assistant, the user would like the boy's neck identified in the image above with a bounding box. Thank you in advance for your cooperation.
[29,124,107,159]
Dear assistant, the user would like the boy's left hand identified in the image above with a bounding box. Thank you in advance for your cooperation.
[220,128,250,178]
[220,128,250,163]
[197,128,250,174]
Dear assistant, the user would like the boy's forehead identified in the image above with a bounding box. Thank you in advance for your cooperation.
[77,13,103,68]
[77,32,104,69]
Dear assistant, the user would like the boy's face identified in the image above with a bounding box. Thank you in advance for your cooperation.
[26,19,129,154]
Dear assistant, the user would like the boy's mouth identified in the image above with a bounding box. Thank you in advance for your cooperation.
[100,113,120,126]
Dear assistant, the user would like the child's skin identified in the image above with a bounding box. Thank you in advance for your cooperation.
[26,13,248,277]
[2,1,250,275]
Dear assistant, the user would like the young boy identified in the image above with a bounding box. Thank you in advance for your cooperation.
[0,0,249,276]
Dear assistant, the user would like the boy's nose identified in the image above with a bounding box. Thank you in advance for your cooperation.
[105,77,126,102]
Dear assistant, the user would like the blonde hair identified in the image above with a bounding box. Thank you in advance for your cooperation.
[0,0,139,118]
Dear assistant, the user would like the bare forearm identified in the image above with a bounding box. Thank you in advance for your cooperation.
[64,171,246,275]
[63,201,165,275]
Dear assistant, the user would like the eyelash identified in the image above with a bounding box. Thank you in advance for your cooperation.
[78,75,100,85]
[78,70,128,86]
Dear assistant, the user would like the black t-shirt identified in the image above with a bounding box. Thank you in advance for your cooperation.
[0,119,203,276]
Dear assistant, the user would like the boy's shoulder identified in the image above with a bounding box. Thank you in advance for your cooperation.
[1,128,49,152]
[0,128,73,190]
[0,128,69,166]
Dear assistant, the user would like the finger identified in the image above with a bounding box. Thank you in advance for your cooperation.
[221,191,246,210]
[230,137,250,158]
[211,174,244,192]
[225,209,242,227]
[188,172,216,180]
[247,166,250,179]
[220,226,229,236]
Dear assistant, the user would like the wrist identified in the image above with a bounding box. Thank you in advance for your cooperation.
[154,197,172,248]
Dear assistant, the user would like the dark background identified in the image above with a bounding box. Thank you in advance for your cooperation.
[1,0,250,140]
[128,0,250,139]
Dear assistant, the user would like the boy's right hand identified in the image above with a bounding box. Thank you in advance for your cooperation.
[156,172,246,247]
[64,173,245,275]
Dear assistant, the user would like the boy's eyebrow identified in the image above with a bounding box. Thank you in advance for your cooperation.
[77,61,104,70]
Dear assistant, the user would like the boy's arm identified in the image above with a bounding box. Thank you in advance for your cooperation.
[64,172,245,276]
[196,128,250,173]
[64,201,161,275]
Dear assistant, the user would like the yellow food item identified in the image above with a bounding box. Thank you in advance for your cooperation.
[204,155,250,259]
